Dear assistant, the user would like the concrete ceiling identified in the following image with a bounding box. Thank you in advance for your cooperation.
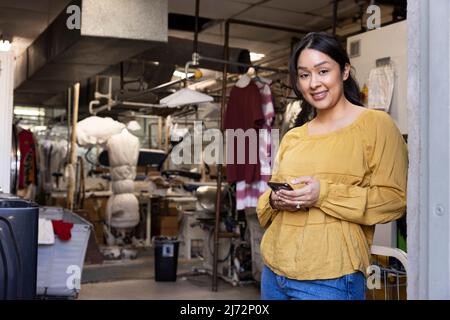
[168,0,398,69]
[0,0,72,56]
[1,0,399,60]
[0,0,403,110]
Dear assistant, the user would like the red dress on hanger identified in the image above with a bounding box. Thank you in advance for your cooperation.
[18,129,38,189]
[224,80,264,184]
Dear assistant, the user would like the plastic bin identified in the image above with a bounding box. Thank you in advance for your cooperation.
[153,236,180,281]
[0,193,38,300]
[37,207,92,298]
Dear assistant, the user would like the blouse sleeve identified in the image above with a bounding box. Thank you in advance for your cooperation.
[315,112,408,226]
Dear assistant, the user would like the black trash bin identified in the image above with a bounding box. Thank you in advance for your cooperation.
[0,193,38,300]
[153,236,180,281]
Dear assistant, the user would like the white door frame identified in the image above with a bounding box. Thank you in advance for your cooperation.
[408,0,450,299]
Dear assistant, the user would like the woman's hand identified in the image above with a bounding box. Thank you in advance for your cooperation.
[276,176,321,211]
[270,190,298,212]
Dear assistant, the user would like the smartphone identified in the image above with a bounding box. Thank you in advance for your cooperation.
[268,181,293,192]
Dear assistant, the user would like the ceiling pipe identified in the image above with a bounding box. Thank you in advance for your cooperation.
[333,0,340,35]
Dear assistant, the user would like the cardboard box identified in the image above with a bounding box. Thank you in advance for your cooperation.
[158,216,180,236]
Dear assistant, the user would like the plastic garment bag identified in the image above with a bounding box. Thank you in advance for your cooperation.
[368,64,395,112]
[105,129,140,229]
[77,116,125,147]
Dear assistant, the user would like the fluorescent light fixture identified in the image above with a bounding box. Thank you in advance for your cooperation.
[173,70,194,78]
[188,79,217,90]
[250,52,265,62]
[32,126,48,131]
[14,107,45,117]
[0,40,12,52]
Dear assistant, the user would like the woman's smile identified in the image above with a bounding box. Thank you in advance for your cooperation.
[311,90,328,101]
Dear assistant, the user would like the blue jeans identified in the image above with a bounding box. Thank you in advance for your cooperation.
[261,265,366,300]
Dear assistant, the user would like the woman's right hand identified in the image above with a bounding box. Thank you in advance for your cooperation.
[270,191,297,212]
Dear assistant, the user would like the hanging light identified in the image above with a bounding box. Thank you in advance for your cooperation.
[0,39,12,52]
[0,34,12,52]
[250,52,265,62]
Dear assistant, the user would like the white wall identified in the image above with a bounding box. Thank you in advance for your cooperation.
[346,21,408,249]
[347,21,408,134]
[0,51,14,193]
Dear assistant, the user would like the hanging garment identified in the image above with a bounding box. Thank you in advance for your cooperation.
[235,79,277,210]
[367,64,395,112]
[37,138,69,191]
[236,180,269,210]
[280,100,302,137]
[255,79,275,179]
[224,80,264,184]
[18,129,38,189]
[38,218,55,245]
[77,116,125,147]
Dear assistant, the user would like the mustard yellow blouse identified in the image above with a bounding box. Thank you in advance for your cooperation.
[256,109,408,280]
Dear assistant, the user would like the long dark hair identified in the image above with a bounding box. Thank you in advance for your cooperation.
[289,32,363,127]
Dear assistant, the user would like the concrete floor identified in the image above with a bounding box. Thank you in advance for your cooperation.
[78,248,260,300]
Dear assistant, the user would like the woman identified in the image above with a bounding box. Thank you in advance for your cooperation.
[256,32,407,300]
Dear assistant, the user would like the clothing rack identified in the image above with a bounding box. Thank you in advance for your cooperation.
[185,2,310,290]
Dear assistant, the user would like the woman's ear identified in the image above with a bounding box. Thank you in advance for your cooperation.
[343,63,351,81]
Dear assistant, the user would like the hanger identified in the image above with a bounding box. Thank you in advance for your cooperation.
[235,67,256,88]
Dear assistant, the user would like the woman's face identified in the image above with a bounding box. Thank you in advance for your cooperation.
[296,48,350,111]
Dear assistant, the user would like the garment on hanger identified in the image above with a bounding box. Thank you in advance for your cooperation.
[280,100,302,137]
[367,64,395,112]
[235,78,276,210]
[236,180,268,210]
[18,129,38,190]
[224,80,264,184]
[254,78,275,179]
[36,131,68,192]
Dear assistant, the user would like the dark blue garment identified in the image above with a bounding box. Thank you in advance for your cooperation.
[261,265,366,300]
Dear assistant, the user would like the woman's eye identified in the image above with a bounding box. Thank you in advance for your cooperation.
[319,69,329,75]
[298,73,309,79]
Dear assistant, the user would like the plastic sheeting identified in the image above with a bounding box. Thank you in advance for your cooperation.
[106,193,140,229]
[110,166,136,181]
[106,130,140,166]
[127,120,141,132]
[77,116,125,147]
[368,64,395,112]
[105,129,140,229]
[111,180,135,194]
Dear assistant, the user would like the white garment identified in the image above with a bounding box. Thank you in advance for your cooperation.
[127,120,141,132]
[368,64,395,112]
[38,218,55,245]
[281,100,302,137]
[106,129,140,167]
[235,74,251,88]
